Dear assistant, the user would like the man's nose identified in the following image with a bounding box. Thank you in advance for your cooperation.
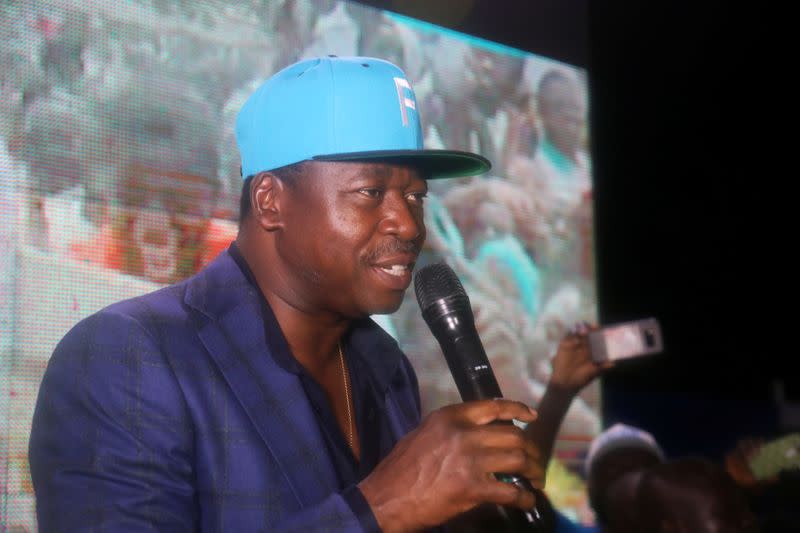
[377,192,423,242]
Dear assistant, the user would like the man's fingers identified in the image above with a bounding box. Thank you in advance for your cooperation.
[457,399,537,426]
[475,425,543,462]
[480,479,537,511]
[477,448,544,484]
[477,448,527,476]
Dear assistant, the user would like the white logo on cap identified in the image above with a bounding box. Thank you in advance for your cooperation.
[394,77,416,127]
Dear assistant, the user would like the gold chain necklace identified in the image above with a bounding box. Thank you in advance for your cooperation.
[337,342,354,451]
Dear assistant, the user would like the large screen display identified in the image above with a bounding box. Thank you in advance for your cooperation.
[0,0,596,527]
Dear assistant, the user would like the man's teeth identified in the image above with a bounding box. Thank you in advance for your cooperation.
[379,265,408,276]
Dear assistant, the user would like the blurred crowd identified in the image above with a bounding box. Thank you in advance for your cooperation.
[1,0,596,528]
[1,0,592,287]
[1,0,597,432]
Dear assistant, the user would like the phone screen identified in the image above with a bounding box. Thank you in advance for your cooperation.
[604,324,645,360]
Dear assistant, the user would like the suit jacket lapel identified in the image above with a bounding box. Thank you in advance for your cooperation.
[186,251,338,507]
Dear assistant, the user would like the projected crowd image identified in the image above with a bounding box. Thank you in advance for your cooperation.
[1,0,596,528]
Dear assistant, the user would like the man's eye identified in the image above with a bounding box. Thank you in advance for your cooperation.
[359,188,383,199]
[407,192,427,205]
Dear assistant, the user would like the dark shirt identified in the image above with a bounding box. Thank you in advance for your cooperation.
[229,242,390,531]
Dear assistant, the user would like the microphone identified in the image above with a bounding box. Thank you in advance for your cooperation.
[414,261,546,530]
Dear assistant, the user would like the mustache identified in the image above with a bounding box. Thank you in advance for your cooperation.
[365,239,421,263]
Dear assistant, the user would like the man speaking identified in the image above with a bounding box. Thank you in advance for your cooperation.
[29,56,543,532]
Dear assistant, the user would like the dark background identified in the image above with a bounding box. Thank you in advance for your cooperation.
[356,0,788,462]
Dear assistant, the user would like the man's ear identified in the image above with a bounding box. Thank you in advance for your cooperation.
[251,172,286,231]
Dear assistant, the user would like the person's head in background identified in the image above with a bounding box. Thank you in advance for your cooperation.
[358,19,405,69]
[636,457,759,532]
[425,45,524,177]
[536,68,587,161]
[100,71,221,283]
[18,92,110,252]
[21,92,95,196]
[467,49,526,117]
[585,423,665,531]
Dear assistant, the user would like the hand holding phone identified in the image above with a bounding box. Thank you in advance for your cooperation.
[588,317,664,363]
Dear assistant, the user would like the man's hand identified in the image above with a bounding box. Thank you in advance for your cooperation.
[359,399,542,533]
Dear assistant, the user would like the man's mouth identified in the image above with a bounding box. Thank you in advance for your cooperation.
[371,255,416,290]
[379,264,410,277]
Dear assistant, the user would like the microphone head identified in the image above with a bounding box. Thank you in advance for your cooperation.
[413,261,471,315]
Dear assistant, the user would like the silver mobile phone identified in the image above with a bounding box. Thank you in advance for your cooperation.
[588,317,664,363]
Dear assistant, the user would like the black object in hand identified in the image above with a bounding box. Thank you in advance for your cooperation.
[414,261,550,531]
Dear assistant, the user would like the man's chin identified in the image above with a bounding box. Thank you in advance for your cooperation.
[364,297,404,317]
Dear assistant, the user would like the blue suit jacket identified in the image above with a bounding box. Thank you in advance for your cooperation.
[29,250,422,532]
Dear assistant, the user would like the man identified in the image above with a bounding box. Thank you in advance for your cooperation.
[532,69,589,186]
[425,46,527,180]
[29,56,543,531]
[508,68,592,285]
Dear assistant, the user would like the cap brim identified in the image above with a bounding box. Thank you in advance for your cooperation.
[313,149,491,179]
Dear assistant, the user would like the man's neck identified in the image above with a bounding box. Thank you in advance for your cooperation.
[234,232,349,374]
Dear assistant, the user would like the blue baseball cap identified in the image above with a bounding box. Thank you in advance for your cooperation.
[235,56,491,179]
